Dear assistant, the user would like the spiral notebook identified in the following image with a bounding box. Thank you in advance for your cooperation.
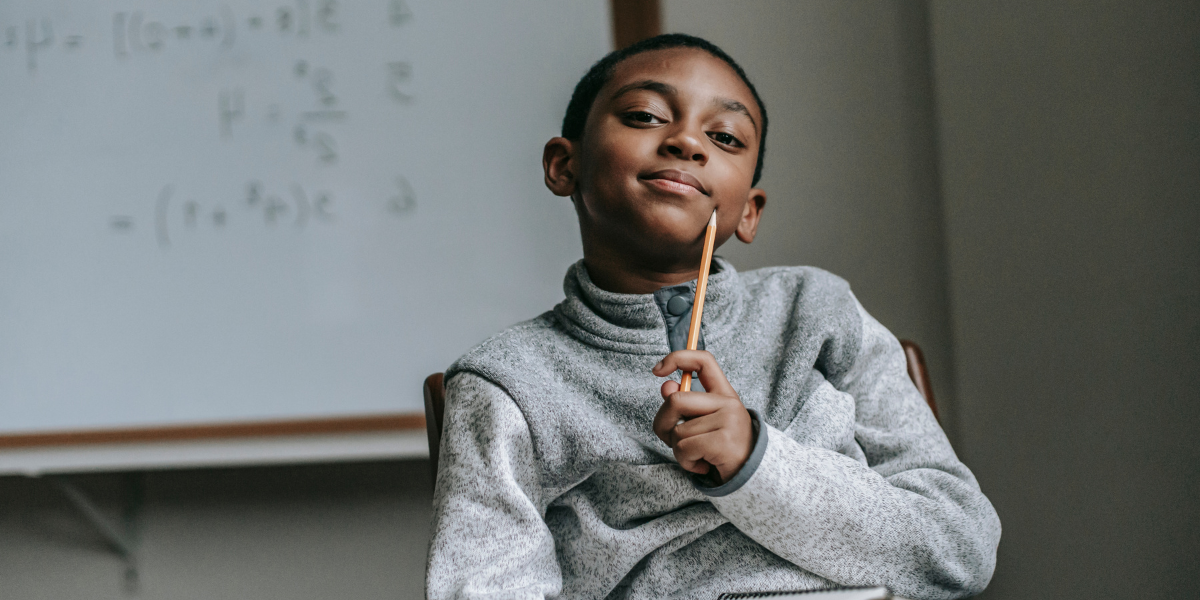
[718,586,905,600]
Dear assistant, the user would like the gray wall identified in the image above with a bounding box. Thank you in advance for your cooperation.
[663,0,960,438]
[0,462,433,599]
[929,2,1200,598]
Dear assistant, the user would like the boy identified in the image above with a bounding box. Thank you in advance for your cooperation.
[427,34,1000,600]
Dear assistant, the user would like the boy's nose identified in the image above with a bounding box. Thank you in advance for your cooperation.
[663,130,707,163]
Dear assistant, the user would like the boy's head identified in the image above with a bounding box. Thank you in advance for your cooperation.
[543,34,769,289]
[561,34,769,187]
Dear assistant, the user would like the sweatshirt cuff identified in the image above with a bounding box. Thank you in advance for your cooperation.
[693,409,768,497]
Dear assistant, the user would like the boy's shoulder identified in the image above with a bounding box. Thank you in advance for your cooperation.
[741,262,863,338]
[739,263,856,311]
[741,262,849,287]
[443,311,568,385]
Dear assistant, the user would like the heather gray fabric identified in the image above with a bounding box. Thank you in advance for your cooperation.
[427,258,1000,600]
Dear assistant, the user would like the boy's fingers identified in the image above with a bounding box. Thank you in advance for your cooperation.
[660,379,680,398]
[654,411,723,448]
[653,350,719,378]
[652,391,727,443]
[673,431,726,474]
[677,456,713,475]
[674,431,749,482]
[661,390,728,417]
[652,351,736,397]
[670,412,724,440]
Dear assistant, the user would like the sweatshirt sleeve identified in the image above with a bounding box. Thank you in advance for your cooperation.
[426,372,562,600]
[705,300,1001,600]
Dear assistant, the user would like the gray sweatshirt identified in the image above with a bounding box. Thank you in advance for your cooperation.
[427,259,1000,600]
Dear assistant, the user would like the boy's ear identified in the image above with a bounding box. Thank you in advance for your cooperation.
[543,137,577,197]
[735,188,767,244]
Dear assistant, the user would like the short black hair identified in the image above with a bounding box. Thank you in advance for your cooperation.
[561,33,768,186]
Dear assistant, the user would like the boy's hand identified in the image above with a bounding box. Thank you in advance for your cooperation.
[651,350,753,484]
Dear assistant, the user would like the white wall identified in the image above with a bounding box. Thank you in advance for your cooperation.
[930,2,1200,598]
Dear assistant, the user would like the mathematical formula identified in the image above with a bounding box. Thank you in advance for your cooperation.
[1,1,422,250]
[108,177,416,249]
[1,2,415,71]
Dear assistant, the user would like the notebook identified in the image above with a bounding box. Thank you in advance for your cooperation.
[718,586,903,600]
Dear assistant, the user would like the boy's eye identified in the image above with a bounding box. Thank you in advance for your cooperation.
[624,111,663,124]
[709,132,743,147]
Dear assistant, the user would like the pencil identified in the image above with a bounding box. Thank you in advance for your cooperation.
[680,209,717,392]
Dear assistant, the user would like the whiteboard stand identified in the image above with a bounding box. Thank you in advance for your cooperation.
[2,415,428,589]
[48,474,143,593]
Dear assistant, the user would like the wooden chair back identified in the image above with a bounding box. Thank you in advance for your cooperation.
[899,339,939,420]
[423,340,939,481]
[423,373,446,482]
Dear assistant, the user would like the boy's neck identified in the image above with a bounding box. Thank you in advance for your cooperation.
[582,253,713,295]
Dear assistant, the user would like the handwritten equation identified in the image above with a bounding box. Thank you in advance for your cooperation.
[219,59,345,165]
[215,57,411,166]
[108,0,412,57]
[1,1,361,72]
[109,177,416,249]
[1,1,425,249]
[1,18,84,73]
[4,3,416,155]
[1,1,415,68]
[111,1,341,57]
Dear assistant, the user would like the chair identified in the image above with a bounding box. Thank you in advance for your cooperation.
[423,341,939,481]
[899,339,939,420]
[423,372,446,482]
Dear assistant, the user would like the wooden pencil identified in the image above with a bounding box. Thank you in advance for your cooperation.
[680,209,717,392]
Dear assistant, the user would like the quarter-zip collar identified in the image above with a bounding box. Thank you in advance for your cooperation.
[553,257,745,355]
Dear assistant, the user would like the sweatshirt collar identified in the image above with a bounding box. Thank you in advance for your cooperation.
[553,257,744,355]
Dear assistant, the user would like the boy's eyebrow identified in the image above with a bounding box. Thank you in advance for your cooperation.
[713,98,758,134]
[609,79,677,102]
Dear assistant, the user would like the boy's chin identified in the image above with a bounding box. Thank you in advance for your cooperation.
[584,202,717,266]
[638,204,712,236]
[638,231,714,266]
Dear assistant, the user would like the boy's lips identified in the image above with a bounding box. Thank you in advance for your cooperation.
[641,169,709,196]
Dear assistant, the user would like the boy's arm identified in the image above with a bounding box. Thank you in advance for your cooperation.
[426,372,561,600]
[703,301,1001,600]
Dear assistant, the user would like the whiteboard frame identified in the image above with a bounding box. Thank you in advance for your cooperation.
[0,429,429,476]
[0,413,427,475]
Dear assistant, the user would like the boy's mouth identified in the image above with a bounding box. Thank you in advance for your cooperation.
[641,169,709,196]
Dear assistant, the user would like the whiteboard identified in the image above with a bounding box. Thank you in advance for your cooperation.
[0,0,609,435]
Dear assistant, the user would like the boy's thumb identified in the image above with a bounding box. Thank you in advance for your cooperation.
[660,379,680,398]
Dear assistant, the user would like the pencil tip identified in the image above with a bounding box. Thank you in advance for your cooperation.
[709,209,716,227]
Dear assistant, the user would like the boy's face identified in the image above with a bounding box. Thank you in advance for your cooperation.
[545,47,766,277]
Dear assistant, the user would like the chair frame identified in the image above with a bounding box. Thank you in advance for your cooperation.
[423,372,446,481]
